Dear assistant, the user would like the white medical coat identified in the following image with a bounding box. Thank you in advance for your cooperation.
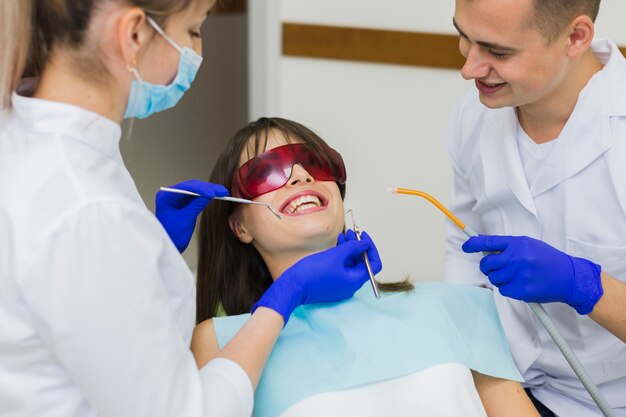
[444,39,626,417]
[0,89,253,417]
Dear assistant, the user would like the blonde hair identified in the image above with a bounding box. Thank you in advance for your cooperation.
[0,0,195,109]
[0,0,32,109]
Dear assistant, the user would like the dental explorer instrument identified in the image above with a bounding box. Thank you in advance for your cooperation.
[159,187,282,219]
[345,209,380,298]
[389,187,616,417]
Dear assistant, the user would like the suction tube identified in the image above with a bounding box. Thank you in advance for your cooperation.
[390,187,616,417]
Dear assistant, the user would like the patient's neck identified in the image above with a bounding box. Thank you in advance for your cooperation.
[261,244,334,281]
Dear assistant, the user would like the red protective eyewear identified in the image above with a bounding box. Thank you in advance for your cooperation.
[231,143,347,199]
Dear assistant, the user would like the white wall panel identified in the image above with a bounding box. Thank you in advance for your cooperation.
[279,58,470,281]
[595,0,626,44]
[282,0,456,34]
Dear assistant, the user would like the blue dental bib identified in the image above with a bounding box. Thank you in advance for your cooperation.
[214,282,523,417]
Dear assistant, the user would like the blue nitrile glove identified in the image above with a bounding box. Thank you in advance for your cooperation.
[155,179,229,253]
[252,229,383,324]
[462,235,603,315]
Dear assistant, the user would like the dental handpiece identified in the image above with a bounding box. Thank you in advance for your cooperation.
[346,210,380,299]
[159,187,282,219]
[389,187,616,417]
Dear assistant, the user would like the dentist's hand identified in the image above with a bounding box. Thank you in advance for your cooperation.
[155,179,228,253]
[463,235,603,315]
[252,230,383,324]
[337,229,382,269]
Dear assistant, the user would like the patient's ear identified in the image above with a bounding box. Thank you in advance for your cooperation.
[228,213,253,244]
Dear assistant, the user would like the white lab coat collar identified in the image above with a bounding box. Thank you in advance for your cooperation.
[596,39,626,116]
[12,80,122,161]
[481,39,625,216]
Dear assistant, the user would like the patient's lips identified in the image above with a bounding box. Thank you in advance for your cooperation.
[280,190,328,215]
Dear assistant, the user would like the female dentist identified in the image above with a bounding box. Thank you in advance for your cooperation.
[0,1,376,417]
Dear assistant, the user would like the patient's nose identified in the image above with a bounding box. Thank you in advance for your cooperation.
[287,163,314,185]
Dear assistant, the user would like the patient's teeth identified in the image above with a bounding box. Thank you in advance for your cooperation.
[294,203,318,213]
[287,195,322,213]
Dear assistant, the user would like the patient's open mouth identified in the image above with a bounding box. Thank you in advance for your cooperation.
[280,191,328,215]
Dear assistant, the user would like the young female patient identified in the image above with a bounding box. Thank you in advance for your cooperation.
[191,117,539,417]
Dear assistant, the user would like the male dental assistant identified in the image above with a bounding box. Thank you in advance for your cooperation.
[443,1,626,416]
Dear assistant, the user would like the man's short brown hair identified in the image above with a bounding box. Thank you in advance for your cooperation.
[531,0,601,42]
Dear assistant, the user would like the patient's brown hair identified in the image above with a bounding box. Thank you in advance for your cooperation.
[196,117,411,323]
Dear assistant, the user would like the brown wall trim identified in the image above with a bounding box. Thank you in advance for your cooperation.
[283,23,465,69]
[283,22,626,70]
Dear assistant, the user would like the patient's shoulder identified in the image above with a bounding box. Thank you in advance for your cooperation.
[191,319,220,368]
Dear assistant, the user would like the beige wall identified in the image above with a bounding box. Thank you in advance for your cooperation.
[120,14,248,271]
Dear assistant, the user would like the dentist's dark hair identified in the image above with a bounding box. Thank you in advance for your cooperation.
[0,0,195,109]
[530,0,601,42]
[196,117,348,322]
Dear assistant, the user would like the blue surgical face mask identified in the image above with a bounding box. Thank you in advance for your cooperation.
[124,17,203,119]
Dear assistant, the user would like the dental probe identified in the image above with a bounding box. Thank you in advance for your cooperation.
[389,187,616,417]
[345,210,380,298]
[159,187,282,219]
